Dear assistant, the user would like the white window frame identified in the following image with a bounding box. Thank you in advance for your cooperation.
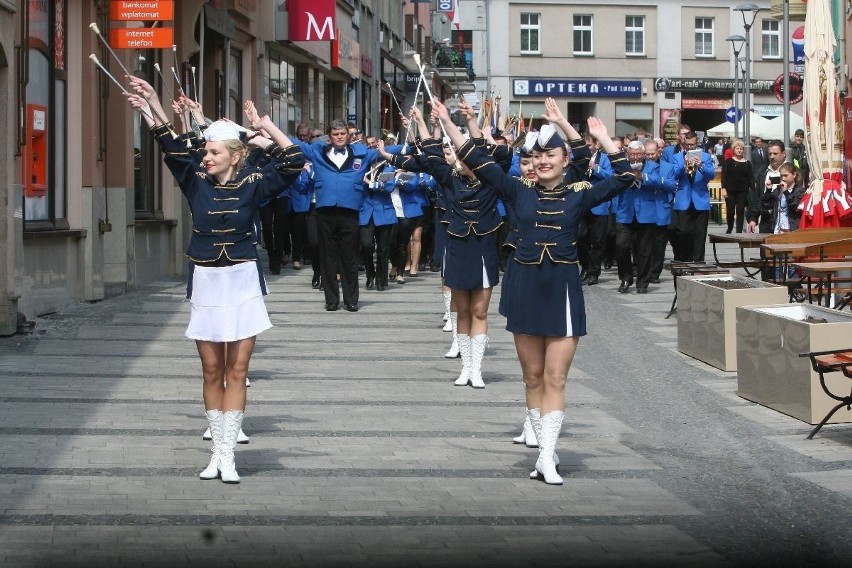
[573,14,593,56]
[625,15,645,56]
[695,17,714,58]
[761,19,781,59]
[520,13,541,55]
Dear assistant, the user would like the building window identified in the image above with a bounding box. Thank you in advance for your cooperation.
[615,103,653,138]
[133,51,162,217]
[23,0,67,228]
[573,15,593,56]
[227,48,242,122]
[520,13,540,54]
[761,19,780,59]
[695,17,714,57]
[269,53,301,133]
[625,16,645,56]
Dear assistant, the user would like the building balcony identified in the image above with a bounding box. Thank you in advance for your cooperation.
[433,45,475,82]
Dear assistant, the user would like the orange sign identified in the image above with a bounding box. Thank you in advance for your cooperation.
[110,1,174,21]
[110,27,174,49]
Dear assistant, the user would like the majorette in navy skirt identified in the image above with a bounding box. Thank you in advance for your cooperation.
[503,258,587,337]
[442,232,499,290]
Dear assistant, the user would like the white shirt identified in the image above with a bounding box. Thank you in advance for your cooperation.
[326,146,349,168]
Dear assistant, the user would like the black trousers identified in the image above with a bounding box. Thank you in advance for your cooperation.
[650,225,669,280]
[288,210,307,262]
[259,198,290,267]
[725,191,749,233]
[585,214,609,277]
[672,207,709,262]
[616,222,656,288]
[316,206,360,306]
[360,221,396,287]
[394,217,417,273]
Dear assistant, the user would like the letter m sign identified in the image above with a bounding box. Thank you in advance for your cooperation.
[288,0,336,41]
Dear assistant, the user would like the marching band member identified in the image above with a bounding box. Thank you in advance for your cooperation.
[432,99,635,485]
[125,78,304,484]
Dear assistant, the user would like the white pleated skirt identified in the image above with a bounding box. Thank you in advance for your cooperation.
[185,262,272,342]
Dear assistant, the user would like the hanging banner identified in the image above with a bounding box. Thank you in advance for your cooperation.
[288,0,336,41]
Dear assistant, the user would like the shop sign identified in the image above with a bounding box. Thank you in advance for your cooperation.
[513,78,641,98]
[681,98,731,110]
[361,55,373,77]
[289,0,336,41]
[654,77,774,95]
[110,1,174,21]
[205,5,236,39]
[110,27,173,49]
[773,72,804,104]
[436,0,455,12]
[404,72,420,92]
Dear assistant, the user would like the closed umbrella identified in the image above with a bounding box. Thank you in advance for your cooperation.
[800,0,852,227]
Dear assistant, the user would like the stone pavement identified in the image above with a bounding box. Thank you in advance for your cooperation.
[1,225,851,567]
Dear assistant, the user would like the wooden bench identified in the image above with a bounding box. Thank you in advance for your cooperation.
[663,260,729,319]
[759,228,852,284]
[799,349,852,439]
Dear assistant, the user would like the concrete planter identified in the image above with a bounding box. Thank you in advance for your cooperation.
[677,274,788,371]
[736,304,852,424]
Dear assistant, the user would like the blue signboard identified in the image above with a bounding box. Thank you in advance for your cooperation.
[513,78,642,98]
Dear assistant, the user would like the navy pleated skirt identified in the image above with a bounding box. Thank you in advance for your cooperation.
[442,232,499,290]
[503,258,587,337]
[498,249,515,317]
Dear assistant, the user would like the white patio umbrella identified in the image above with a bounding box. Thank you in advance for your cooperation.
[800,0,852,227]
[705,112,774,139]
[761,112,806,141]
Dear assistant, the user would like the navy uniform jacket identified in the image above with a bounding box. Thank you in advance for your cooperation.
[456,139,635,265]
[153,123,305,266]
[414,138,502,238]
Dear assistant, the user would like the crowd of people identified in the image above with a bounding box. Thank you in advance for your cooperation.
[122,77,810,486]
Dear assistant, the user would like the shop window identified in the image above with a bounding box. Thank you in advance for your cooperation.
[228,48,242,122]
[23,0,67,229]
[268,54,302,134]
[616,103,653,137]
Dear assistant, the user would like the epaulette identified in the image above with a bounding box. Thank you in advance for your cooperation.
[515,176,536,188]
[566,181,593,192]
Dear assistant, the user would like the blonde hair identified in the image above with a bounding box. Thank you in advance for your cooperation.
[730,138,745,150]
[222,139,249,170]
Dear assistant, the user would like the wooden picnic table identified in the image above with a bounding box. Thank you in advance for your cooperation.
[708,232,768,277]
[792,261,852,308]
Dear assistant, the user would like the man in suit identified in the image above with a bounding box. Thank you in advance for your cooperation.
[750,136,769,178]
[293,120,395,312]
[747,140,788,234]
[661,123,692,164]
[671,131,716,262]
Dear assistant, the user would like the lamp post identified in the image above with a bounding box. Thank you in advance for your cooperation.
[727,34,746,140]
[734,3,764,161]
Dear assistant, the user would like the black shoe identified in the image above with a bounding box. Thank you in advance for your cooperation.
[269,262,281,275]
[407,272,419,278]
[430,264,441,273]
[344,303,359,312]
[325,303,339,311]
[366,276,374,290]
[311,275,321,289]
[618,278,633,293]
[376,284,386,291]
[649,277,661,284]
[585,275,598,286]
[637,287,649,294]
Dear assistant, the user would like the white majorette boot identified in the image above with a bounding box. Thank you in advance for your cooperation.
[442,291,452,328]
[444,313,459,357]
[453,334,472,386]
[513,412,538,447]
[468,334,487,389]
[245,376,251,387]
[203,427,249,444]
[199,410,224,480]
[527,408,558,478]
[219,410,244,484]
[532,410,565,485]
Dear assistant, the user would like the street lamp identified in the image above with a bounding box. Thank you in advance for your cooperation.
[734,3,764,161]
[727,34,746,140]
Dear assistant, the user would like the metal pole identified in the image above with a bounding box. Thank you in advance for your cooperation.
[744,25,752,161]
[733,59,740,140]
[783,0,791,154]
